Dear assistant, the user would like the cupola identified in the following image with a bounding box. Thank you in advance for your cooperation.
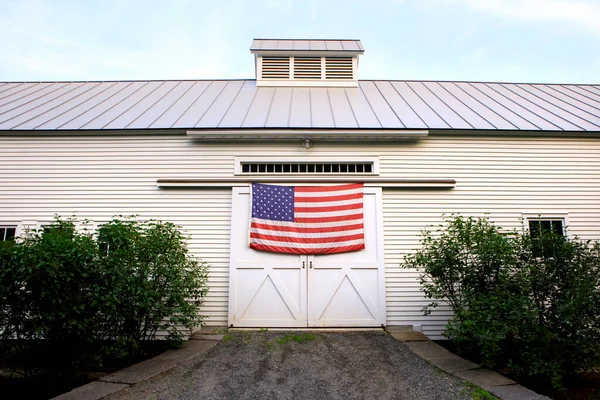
[250,39,364,87]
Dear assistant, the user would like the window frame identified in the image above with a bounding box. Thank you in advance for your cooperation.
[0,223,21,241]
[522,213,569,238]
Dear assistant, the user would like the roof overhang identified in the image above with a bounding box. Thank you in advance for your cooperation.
[186,129,429,141]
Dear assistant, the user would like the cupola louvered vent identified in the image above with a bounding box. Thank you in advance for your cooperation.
[326,57,353,79]
[294,57,322,79]
[251,39,363,87]
[261,56,290,79]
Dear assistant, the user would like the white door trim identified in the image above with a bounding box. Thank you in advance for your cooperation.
[228,185,385,327]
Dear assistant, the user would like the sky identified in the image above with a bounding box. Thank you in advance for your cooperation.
[1,0,599,84]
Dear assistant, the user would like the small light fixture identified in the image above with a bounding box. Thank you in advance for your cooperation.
[303,138,312,149]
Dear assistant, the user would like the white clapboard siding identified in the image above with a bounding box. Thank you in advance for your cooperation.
[2,135,599,338]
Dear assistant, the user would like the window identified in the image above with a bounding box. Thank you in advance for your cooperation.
[240,162,374,174]
[528,219,565,238]
[0,226,17,241]
[526,217,566,258]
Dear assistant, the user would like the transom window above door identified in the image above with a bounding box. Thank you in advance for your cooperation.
[234,156,379,175]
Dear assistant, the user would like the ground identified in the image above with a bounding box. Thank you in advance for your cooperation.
[106,331,473,400]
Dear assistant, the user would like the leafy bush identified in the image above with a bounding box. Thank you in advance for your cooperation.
[0,218,100,372]
[0,216,209,372]
[404,215,600,390]
[96,217,209,354]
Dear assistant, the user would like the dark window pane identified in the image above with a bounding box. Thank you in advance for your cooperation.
[529,219,564,237]
[0,227,17,241]
[242,164,250,173]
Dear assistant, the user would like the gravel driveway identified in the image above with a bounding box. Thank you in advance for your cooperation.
[107,331,471,400]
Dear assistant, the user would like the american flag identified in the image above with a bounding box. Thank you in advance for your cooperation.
[249,183,365,254]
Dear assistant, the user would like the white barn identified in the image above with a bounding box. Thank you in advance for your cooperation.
[2,39,599,338]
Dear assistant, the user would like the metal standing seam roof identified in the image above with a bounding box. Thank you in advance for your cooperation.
[0,80,599,131]
[250,39,364,52]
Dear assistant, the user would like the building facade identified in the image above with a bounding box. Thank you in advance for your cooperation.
[2,39,599,338]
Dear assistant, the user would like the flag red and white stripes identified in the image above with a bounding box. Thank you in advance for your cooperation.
[249,183,364,254]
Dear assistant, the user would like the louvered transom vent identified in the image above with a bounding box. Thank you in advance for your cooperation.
[261,57,290,79]
[294,57,322,79]
[326,57,353,79]
[241,162,374,174]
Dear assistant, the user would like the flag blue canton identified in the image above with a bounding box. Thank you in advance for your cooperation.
[251,183,295,222]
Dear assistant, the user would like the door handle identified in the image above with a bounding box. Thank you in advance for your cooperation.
[309,261,313,269]
[302,261,305,269]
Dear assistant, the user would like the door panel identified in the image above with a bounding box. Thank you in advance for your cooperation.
[228,186,385,328]
[308,188,385,326]
[229,188,307,327]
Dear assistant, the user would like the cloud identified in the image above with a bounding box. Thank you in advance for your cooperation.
[449,0,600,35]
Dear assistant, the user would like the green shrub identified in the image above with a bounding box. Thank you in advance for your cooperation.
[403,215,600,390]
[0,218,100,371]
[0,216,209,372]
[96,217,209,353]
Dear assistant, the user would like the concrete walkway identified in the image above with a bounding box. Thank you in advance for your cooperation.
[54,328,549,400]
[53,336,221,400]
[387,327,549,400]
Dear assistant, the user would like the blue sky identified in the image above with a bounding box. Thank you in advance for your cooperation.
[1,0,599,84]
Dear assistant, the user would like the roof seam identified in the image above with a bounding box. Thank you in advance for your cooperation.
[215,81,246,128]
[0,82,37,100]
[13,82,101,130]
[192,81,231,128]
[262,86,278,127]
[356,82,384,128]
[148,80,194,128]
[573,85,600,101]
[170,81,212,128]
[419,81,475,129]
[460,82,535,130]
[0,82,45,106]
[518,84,600,129]
[57,81,135,129]
[342,88,361,128]
[375,81,413,128]
[126,81,182,129]
[402,81,452,129]
[239,83,260,128]
[585,85,600,96]
[286,88,293,128]
[0,83,69,118]
[427,81,489,129]
[2,83,82,127]
[497,83,580,131]
[544,85,600,113]
[325,88,337,128]
[559,85,600,106]
[34,82,119,130]
[79,81,149,130]
[102,81,166,129]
